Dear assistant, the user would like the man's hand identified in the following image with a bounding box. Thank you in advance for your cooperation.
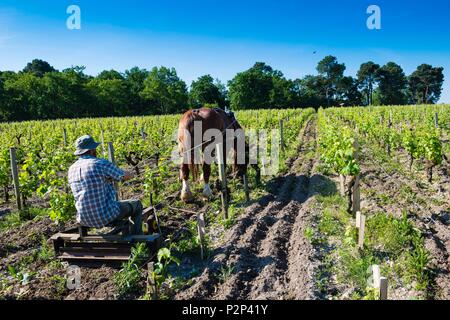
[123,171,135,182]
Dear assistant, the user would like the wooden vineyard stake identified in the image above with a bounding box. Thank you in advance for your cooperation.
[107,142,119,200]
[379,277,388,300]
[371,265,381,289]
[197,212,206,260]
[353,174,360,214]
[279,120,285,151]
[387,113,392,155]
[10,148,22,211]
[255,133,261,186]
[100,128,106,157]
[352,139,360,215]
[140,127,146,140]
[370,264,388,299]
[107,142,116,164]
[358,213,366,249]
[153,196,162,235]
[435,112,439,128]
[216,143,229,219]
[339,174,345,196]
[63,128,67,147]
[243,174,250,202]
[355,211,361,228]
[147,262,158,300]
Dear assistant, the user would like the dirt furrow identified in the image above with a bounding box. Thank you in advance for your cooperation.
[175,117,318,300]
[174,176,293,300]
[208,175,297,299]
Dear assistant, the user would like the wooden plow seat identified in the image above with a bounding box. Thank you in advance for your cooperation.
[50,225,162,268]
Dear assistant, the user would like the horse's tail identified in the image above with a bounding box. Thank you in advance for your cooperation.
[179,110,200,182]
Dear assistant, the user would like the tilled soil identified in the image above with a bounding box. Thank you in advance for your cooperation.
[175,118,321,300]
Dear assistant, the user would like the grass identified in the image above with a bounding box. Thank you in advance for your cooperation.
[0,207,48,231]
[50,275,67,298]
[309,176,432,299]
[216,263,235,283]
[114,243,149,298]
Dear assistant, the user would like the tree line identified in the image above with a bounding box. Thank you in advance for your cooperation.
[0,56,444,122]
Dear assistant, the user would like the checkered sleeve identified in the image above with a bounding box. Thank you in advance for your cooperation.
[100,159,125,181]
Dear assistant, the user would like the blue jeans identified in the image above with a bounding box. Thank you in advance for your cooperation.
[110,200,143,235]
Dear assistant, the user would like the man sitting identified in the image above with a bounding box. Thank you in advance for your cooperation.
[68,135,143,235]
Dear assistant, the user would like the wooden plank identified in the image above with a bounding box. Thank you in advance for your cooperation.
[50,233,80,241]
[60,247,131,254]
[128,234,161,242]
[64,241,132,249]
[59,254,130,261]
[54,233,160,243]
[59,246,131,255]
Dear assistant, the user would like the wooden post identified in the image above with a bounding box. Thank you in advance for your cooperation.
[197,212,206,260]
[339,174,345,196]
[243,174,250,202]
[379,277,388,300]
[355,211,361,228]
[147,262,157,300]
[141,127,146,140]
[434,112,439,128]
[63,128,67,147]
[100,128,106,157]
[352,140,360,215]
[107,142,116,164]
[216,143,228,219]
[353,174,360,214]
[107,142,119,200]
[279,120,285,151]
[372,265,381,288]
[10,148,22,211]
[358,213,366,249]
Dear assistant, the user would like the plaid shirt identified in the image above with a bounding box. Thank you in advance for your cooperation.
[68,155,124,228]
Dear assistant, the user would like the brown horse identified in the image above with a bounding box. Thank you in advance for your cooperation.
[178,108,248,202]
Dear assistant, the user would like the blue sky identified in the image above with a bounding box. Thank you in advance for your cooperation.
[1,0,450,102]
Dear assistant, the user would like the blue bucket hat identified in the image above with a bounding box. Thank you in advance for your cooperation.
[74,135,100,156]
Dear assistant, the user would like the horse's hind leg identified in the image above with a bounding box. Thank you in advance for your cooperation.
[180,163,193,202]
[202,163,213,200]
